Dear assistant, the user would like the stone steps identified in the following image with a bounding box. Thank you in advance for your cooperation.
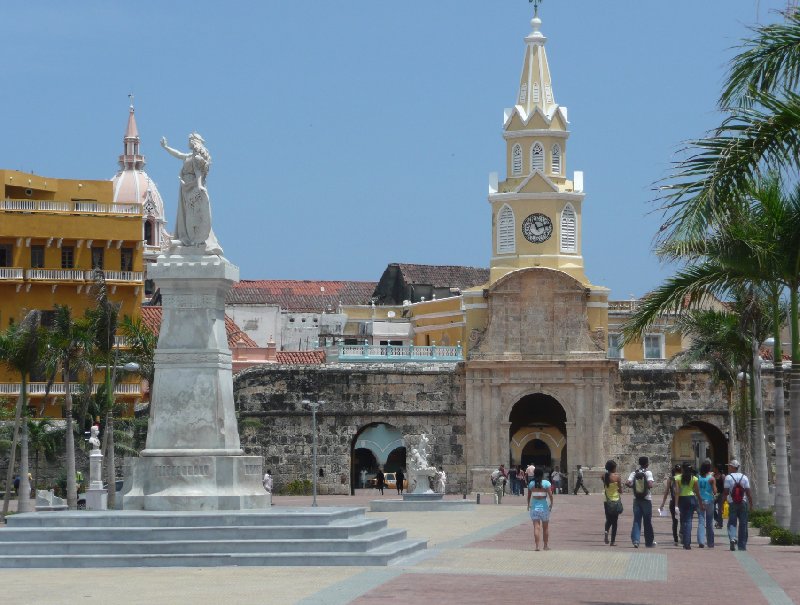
[0,507,427,568]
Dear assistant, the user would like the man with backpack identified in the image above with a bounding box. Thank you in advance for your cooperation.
[721,460,753,551]
[626,456,656,548]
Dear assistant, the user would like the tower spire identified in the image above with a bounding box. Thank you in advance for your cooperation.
[119,95,144,170]
[517,2,555,118]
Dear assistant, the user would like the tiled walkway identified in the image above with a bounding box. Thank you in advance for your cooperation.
[1,490,797,604]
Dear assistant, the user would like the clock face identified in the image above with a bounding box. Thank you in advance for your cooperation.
[522,213,553,243]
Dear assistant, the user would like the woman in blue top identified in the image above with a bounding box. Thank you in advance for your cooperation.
[526,467,554,551]
[697,460,717,548]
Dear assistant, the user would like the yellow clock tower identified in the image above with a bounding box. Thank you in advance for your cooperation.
[489,9,591,287]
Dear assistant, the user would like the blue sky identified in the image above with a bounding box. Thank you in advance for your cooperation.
[1,1,788,298]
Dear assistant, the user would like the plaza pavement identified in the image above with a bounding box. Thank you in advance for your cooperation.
[0,489,797,605]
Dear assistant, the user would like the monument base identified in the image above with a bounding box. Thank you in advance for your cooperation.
[86,488,108,511]
[370,494,475,512]
[122,454,268,511]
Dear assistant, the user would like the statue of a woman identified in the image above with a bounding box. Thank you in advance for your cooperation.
[160,133,223,255]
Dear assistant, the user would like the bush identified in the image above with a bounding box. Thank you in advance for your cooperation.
[769,527,800,546]
[759,520,776,537]
[279,479,312,496]
[749,509,774,528]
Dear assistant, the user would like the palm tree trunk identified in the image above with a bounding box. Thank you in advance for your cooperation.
[1,390,25,519]
[18,410,33,513]
[772,297,791,527]
[791,285,800,533]
[105,409,115,509]
[752,339,770,509]
[64,372,77,510]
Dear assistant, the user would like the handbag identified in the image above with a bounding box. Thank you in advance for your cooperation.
[604,486,623,515]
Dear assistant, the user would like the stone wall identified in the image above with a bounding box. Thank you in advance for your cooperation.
[233,362,467,495]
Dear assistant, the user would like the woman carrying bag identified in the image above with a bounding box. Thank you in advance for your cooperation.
[602,460,623,546]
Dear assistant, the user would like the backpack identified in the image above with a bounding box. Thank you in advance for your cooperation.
[633,468,649,499]
[731,475,746,504]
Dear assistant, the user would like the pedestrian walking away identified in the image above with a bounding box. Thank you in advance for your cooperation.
[676,462,703,549]
[526,467,554,551]
[602,460,623,546]
[658,464,681,546]
[697,459,716,548]
[721,460,753,551]
[375,467,385,495]
[626,456,656,548]
[395,468,405,495]
[573,464,589,495]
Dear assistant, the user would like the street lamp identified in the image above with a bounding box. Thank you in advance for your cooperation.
[303,399,323,507]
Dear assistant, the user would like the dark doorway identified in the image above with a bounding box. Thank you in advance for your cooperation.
[521,438,552,468]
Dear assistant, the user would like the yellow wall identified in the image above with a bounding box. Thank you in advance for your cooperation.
[0,170,143,417]
[409,296,465,349]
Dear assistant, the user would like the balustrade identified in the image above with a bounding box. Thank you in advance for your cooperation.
[0,382,142,396]
[0,199,141,215]
[338,344,463,362]
[0,267,24,280]
[26,269,86,281]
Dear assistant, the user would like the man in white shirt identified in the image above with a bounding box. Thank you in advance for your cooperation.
[626,456,656,548]
[721,460,752,551]
[263,469,273,506]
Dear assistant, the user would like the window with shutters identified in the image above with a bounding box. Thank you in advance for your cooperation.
[560,204,576,252]
[644,334,664,360]
[511,144,522,176]
[61,246,74,269]
[519,84,528,104]
[545,84,553,104]
[496,205,515,254]
[551,144,562,175]
[607,334,623,359]
[532,83,540,103]
[531,142,544,172]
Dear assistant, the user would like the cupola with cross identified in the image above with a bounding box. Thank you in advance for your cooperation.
[488,4,590,287]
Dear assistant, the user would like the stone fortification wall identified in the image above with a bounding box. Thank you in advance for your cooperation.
[610,363,730,491]
[233,362,467,495]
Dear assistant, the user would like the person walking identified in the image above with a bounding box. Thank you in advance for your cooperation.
[676,462,703,550]
[262,469,273,506]
[714,465,726,528]
[721,460,753,551]
[626,456,656,548]
[658,464,682,546]
[491,465,506,504]
[516,466,525,496]
[375,467,385,495]
[573,464,589,495]
[551,466,562,495]
[602,460,623,546]
[526,467,554,551]
[697,460,716,548]
[395,468,405,495]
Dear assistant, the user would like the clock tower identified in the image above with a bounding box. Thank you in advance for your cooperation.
[488,9,590,287]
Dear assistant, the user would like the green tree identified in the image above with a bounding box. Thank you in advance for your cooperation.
[119,315,156,392]
[26,417,58,496]
[0,311,44,518]
[42,304,92,509]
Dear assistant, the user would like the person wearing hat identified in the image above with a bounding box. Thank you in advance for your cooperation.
[720,460,752,551]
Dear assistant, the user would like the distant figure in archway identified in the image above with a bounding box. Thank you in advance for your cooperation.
[375,467,385,495]
[573,464,589,495]
[395,468,405,495]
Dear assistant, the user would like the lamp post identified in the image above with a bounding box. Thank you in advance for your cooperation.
[303,399,323,507]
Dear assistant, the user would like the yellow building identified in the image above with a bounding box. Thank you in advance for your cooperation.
[0,169,144,417]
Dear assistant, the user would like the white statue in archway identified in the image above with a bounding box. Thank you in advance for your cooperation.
[407,433,437,494]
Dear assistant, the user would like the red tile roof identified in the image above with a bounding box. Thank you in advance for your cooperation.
[139,306,258,349]
[227,280,377,312]
[275,350,326,364]
[394,263,489,289]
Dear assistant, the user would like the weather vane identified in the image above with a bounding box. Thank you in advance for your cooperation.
[529,0,543,17]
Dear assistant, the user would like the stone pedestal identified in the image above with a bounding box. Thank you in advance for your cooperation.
[123,250,268,511]
[87,449,107,511]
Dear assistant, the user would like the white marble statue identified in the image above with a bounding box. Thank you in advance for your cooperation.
[435,467,447,494]
[407,434,437,494]
[88,425,101,450]
[161,133,223,255]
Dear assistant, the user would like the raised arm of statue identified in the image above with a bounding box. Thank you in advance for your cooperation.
[160,137,191,160]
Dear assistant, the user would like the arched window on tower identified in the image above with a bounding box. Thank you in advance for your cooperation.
[532,83,540,103]
[560,203,577,253]
[511,144,522,176]
[531,142,544,173]
[144,220,154,246]
[519,84,528,105]
[551,144,562,175]
[497,205,515,255]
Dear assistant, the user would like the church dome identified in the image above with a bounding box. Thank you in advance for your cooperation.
[110,103,169,260]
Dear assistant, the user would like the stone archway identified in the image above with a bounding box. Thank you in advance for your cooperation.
[351,423,406,492]
[509,394,568,474]
[671,420,729,470]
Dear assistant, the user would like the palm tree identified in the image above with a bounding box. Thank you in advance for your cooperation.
[42,304,92,509]
[27,417,57,496]
[0,310,44,518]
[120,315,156,395]
[86,270,121,509]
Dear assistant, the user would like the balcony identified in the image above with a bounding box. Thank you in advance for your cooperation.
[0,382,142,396]
[85,270,143,282]
[0,267,24,280]
[27,269,86,282]
[0,268,143,284]
[0,199,141,216]
[338,344,463,362]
